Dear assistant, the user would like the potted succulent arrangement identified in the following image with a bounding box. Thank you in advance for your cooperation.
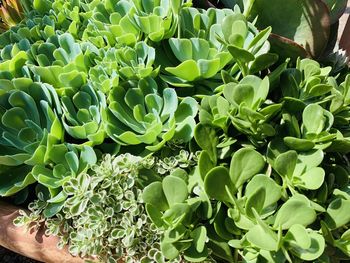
[0,0,350,262]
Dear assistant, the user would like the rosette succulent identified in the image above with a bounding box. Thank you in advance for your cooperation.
[115,41,159,80]
[103,77,198,151]
[0,14,57,48]
[51,0,87,34]
[82,0,140,47]
[89,48,120,94]
[0,77,63,196]
[60,84,106,145]
[28,33,98,92]
[163,37,231,84]
[179,7,235,41]
[129,0,189,42]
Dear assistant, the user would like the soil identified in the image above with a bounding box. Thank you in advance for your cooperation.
[0,246,40,263]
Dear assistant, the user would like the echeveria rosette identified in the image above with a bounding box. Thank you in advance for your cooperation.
[0,14,57,49]
[115,41,159,80]
[89,48,120,94]
[89,64,119,94]
[0,78,63,196]
[28,33,98,93]
[162,37,231,86]
[129,0,189,42]
[31,144,97,217]
[50,0,91,37]
[82,0,140,47]
[179,7,235,42]
[103,77,198,151]
[61,84,106,146]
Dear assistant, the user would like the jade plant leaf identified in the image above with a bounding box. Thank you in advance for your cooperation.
[325,197,350,229]
[249,0,331,58]
[204,166,233,203]
[273,195,316,229]
[229,148,265,188]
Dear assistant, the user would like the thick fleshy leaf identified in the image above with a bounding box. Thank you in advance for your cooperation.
[246,224,278,251]
[142,182,169,211]
[245,175,282,208]
[250,0,330,57]
[204,166,234,203]
[325,198,350,229]
[274,196,316,229]
[162,176,188,206]
[284,224,311,249]
[229,148,265,188]
[289,232,325,261]
[165,60,200,81]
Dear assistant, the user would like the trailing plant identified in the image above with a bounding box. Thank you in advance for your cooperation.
[15,151,208,262]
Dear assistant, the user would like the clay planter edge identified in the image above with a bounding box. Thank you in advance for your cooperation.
[0,201,84,263]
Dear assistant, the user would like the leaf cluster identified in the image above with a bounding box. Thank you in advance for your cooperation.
[1,0,349,262]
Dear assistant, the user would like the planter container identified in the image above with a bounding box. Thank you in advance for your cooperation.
[0,201,83,263]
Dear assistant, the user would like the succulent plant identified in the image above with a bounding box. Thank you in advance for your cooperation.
[164,37,231,83]
[282,104,336,151]
[3,1,350,263]
[281,58,334,107]
[88,48,120,94]
[31,144,97,217]
[0,14,57,49]
[28,33,98,92]
[199,75,281,147]
[179,7,235,41]
[129,0,189,42]
[103,77,198,151]
[0,77,63,196]
[82,0,140,47]
[160,8,276,89]
[15,152,199,262]
[143,170,211,262]
[60,84,106,145]
[115,41,159,80]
